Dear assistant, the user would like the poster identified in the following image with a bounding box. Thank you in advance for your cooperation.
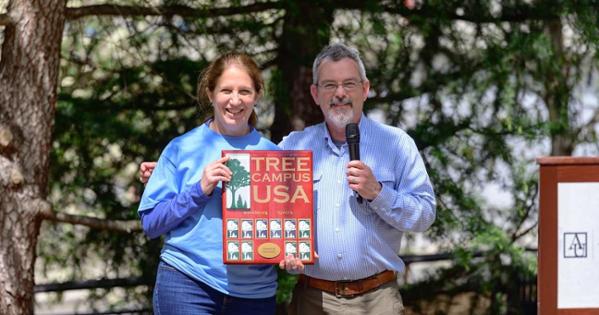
[557,182,599,308]
[222,150,314,264]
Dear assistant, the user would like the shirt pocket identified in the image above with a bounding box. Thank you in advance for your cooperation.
[373,171,395,192]
[312,172,323,214]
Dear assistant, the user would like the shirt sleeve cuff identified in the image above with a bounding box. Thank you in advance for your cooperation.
[190,183,211,205]
[367,184,397,214]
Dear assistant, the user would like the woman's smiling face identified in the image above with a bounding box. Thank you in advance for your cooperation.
[208,64,259,136]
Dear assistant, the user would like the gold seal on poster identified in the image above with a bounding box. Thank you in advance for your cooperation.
[257,243,281,259]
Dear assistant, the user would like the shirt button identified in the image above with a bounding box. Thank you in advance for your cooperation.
[337,179,341,184]
[343,277,348,280]
[335,228,340,233]
[335,203,340,207]
[337,254,342,259]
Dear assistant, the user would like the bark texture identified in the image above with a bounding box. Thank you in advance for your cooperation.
[0,0,65,314]
[544,18,574,156]
[271,1,332,142]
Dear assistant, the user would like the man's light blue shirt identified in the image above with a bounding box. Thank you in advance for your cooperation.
[279,115,436,281]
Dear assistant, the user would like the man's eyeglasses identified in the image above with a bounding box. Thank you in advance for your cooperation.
[317,80,363,92]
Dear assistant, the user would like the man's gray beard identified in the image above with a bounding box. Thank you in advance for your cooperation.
[327,108,354,129]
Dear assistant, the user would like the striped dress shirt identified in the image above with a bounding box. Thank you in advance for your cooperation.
[279,115,436,281]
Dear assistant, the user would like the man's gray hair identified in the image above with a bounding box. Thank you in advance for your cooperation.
[312,43,367,84]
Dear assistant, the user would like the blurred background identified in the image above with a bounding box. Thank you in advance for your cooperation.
[2,1,599,314]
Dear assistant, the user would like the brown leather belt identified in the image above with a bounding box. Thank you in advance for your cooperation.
[298,270,396,298]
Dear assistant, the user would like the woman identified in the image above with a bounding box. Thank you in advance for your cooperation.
[138,52,279,315]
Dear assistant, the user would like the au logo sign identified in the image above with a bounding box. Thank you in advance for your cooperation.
[564,232,587,258]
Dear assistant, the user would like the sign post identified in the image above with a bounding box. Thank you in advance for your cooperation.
[538,157,599,314]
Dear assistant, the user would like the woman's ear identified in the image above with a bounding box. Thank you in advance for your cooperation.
[206,88,214,104]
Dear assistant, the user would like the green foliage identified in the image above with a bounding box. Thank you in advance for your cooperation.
[276,268,298,304]
[226,159,250,209]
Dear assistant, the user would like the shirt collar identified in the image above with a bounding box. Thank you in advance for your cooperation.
[320,114,370,155]
[320,122,341,155]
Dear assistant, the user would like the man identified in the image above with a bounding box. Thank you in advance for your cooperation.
[139,43,435,314]
[277,43,435,314]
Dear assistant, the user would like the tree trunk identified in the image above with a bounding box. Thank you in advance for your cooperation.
[0,0,65,314]
[544,18,574,156]
[270,1,332,142]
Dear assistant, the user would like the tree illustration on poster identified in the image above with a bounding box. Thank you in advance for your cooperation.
[226,159,250,209]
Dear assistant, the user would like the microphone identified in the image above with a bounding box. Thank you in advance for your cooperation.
[345,123,363,203]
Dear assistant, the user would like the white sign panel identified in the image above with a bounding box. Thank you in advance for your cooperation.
[558,182,599,308]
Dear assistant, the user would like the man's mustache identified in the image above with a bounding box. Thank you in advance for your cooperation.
[329,98,352,107]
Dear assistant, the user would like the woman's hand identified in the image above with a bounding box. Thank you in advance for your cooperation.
[200,156,232,195]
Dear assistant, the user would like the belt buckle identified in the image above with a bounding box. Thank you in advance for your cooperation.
[334,280,361,298]
[334,281,349,298]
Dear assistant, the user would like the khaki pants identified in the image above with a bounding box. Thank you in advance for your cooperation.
[287,281,404,315]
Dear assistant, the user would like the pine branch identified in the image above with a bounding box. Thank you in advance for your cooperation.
[0,2,566,27]
[574,105,599,139]
[65,2,283,20]
[338,1,560,23]
[40,206,142,233]
[58,94,197,112]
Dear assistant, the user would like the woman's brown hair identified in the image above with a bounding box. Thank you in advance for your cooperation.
[197,52,263,126]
